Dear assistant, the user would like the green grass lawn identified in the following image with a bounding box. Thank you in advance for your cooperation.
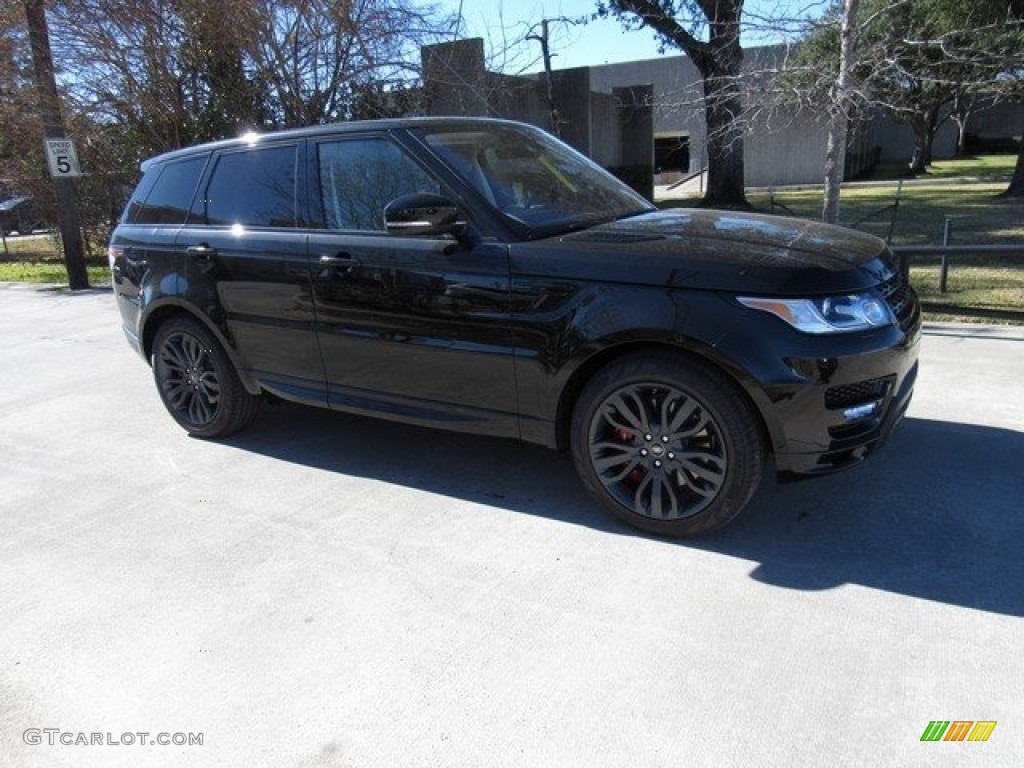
[909,258,1024,319]
[659,155,1023,321]
[747,182,1023,246]
[914,153,1018,179]
[0,261,111,285]
[659,154,1022,246]
[868,153,1018,181]
[1,234,109,286]
[1,235,62,259]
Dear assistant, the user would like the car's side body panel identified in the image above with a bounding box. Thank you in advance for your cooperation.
[110,117,921,509]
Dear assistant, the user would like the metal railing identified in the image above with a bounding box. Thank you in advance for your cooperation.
[891,240,1024,321]
[892,243,1024,293]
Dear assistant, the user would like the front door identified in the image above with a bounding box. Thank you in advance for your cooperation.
[308,134,516,438]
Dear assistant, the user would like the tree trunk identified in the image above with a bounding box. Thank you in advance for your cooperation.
[909,106,941,174]
[921,106,940,167]
[1000,142,1024,198]
[607,0,748,208]
[697,19,749,210]
[822,117,847,224]
[701,70,748,209]
[951,92,975,157]
[531,19,561,138]
[954,118,969,157]
[921,129,934,168]
[908,117,929,174]
[822,0,859,224]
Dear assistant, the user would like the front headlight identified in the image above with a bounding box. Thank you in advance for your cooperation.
[738,293,895,334]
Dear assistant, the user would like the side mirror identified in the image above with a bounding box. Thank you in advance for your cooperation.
[384,193,465,238]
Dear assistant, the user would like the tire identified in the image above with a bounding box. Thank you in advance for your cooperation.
[571,352,765,537]
[152,316,260,438]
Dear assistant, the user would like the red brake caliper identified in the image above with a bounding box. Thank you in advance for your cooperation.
[614,428,646,484]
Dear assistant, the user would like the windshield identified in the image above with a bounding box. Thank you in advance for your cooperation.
[416,123,653,237]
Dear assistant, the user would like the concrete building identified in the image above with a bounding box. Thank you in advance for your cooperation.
[421,39,1024,194]
[421,38,656,198]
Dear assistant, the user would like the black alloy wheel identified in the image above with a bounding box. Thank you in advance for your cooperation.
[152,317,259,438]
[572,353,764,537]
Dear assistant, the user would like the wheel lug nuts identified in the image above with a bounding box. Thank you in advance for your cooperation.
[654,460,662,468]
[640,449,648,456]
[644,434,652,441]
[668,452,675,459]
[661,435,669,442]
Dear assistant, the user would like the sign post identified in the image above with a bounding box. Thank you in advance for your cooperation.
[25,0,89,289]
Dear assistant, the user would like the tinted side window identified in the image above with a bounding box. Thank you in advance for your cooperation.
[130,156,207,225]
[202,145,297,227]
[121,169,159,224]
[318,139,440,231]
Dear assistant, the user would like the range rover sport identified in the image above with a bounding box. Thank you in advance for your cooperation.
[110,118,920,537]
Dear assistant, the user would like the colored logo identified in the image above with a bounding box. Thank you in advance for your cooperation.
[921,721,997,742]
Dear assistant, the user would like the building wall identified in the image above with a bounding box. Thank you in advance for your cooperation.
[873,116,958,163]
[967,99,1024,139]
[588,55,707,171]
[421,39,1021,192]
[421,40,654,198]
[589,90,621,166]
[742,109,830,188]
[588,49,839,187]
[421,39,490,117]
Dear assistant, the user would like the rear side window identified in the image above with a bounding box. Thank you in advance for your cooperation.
[199,145,297,228]
[125,156,207,225]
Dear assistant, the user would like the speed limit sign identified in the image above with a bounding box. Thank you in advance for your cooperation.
[44,138,82,177]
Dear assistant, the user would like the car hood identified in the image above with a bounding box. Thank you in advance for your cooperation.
[510,209,895,295]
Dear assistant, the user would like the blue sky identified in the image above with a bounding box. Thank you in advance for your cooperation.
[436,1,827,72]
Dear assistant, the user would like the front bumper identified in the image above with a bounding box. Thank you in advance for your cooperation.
[716,294,921,478]
[774,357,917,476]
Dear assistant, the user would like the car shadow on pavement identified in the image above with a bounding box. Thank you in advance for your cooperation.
[226,407,1024,617]
[701,417,1024,617]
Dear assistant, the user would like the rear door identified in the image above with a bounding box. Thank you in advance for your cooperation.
[178,141,325,404]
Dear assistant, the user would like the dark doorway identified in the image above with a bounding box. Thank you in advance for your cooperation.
[655,135,690,174]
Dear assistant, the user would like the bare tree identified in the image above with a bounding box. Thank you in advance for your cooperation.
[795,0,1023,175]
[0,3,37,182]
[46,0,454,150]
[245,0,454,127]
[47,0,246,153]
[598,1,751,209]
[819,0,858,223]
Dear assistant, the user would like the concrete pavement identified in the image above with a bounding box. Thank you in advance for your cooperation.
[1,284,1021,767]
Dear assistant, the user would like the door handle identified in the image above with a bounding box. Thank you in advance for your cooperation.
[186,243,218,262]
[319,253,360,274]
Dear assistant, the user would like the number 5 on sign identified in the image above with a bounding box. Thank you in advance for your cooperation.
[44,138,82,177]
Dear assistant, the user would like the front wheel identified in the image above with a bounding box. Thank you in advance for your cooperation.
[571,353,765,537]
[152,316,260,438]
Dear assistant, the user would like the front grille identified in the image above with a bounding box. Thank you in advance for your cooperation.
[878,268,920,333]
[825,378,889,409]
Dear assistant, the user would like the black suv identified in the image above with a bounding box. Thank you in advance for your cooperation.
[110,118,920,537]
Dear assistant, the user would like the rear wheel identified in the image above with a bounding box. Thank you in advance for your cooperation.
[571,353,764,537]
[152,317,259,438]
